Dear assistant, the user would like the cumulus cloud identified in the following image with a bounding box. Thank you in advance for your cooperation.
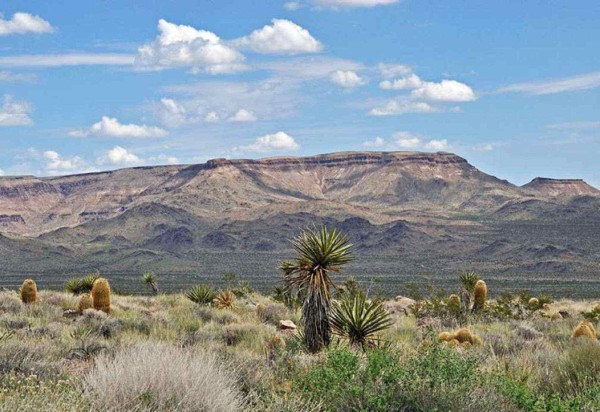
[314,0,399,8]
[70,116,168,138]
[96,146,143,166]
[228,109,257,122]
[378,63,412,79]
[236,131,299,153]
[393,131,421,148]
[369,99,438,116]
[43,150,88,173]
[498,71,600,95]
[411,80,476,102]
[235,19,322,55]
[0,12,53,36]
[379,74,422,90]
[135,19,245,74]
[424,139,449,150]
[0,95,33,126]
[362,136,385,147]
[204,111,220,123]
[330,70,366,88]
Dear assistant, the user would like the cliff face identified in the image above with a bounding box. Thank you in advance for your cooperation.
[0,151,597,236]
[523,178,600,197]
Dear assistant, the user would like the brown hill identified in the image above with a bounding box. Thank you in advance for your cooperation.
[523,177,600,197]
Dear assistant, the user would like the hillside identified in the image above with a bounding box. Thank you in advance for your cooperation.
[0,151,599,295]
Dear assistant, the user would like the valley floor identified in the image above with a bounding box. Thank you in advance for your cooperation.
[0,288,599,411]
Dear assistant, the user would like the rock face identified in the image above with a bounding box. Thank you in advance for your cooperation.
[523,178,600,197]
[0,151,599,293]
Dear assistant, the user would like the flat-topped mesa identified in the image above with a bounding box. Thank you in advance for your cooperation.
[523,177,600,197]
[204,151,469,169]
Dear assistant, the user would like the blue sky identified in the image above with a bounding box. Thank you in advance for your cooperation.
[0,0,599,187]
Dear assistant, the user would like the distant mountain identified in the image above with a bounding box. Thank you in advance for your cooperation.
[0,151,599,296]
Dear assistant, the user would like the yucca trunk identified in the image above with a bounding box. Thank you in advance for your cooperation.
[303,269,331,353]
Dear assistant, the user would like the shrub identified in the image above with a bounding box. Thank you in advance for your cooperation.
[185,284,216,305]
[64,273,99,295]
[257,302,288,325]
[91,278,111,314]
[547,339,600,399]
[330,293,393,350]
[196,306,238,324]
[20,279,37,304]
[214,290,235,309]
[84,343,244,411]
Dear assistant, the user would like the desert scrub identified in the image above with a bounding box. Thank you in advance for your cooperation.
[84,343,245,411]
[257,301,289,325]
[20,279,37,304]
[91,278,111,314]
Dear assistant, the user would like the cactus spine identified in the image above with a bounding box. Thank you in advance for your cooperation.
[20,279,37,304]
[78,293,94,314]
[472,280,487,313]
[91,278,111,314]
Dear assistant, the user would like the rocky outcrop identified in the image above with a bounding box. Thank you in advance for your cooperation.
[523,178,600,197]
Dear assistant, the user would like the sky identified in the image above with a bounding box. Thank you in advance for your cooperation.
[0,0,599,187]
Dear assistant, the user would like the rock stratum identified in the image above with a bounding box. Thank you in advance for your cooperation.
[0,151,599,296]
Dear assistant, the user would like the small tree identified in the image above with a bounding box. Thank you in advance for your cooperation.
[281,226,353,353]
[142,273,159,295]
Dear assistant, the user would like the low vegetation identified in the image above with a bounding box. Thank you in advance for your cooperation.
[0,226,599,411]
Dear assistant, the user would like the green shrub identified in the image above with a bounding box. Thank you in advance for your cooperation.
[185,284,216,305]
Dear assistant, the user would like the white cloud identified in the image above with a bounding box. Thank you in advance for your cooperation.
[498,71,600,95]
[393,131,421,148]
[0,70,36,82]
[0,12,53,36]
[362,137,385,147]
[378,63,412,79]
[236,131,300,153]
[424,139,449,150]
[411,80,476,102]
[259,56,362,80]
[235,19,322,55]
[135,19,245,74]
[314,0,399,8]
[379,74,422,90]
[158,98,188,127]
[204,111,220,123]
[70,116,168,138]
[43,150,88,173]
[369,99,438,116]
[228,109,257,122]
[472,143,494,152]
[0,53,134,67]
[547,121,600,130]
[284,2,305,10]
[0,95,33,126]
[96,146,143,166]
[330,70,366,88]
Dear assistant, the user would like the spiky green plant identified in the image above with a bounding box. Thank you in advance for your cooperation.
[281,226,353,353]
[330,293,393,351]
[65,273,99,295]
[459,272,480,293]
[185,285,216,305]
[213,290,235,309]
[142,272,159,295]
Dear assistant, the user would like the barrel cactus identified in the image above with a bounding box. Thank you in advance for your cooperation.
[20,279,37,304]
[78,293,94,314]
[572,320,597,340]
[472,280,487,313]
[447,294,461,313]
[91,278,111,314]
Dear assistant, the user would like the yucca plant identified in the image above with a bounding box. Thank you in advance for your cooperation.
[281,226,353,353]
[142,272,159,295]
[330,293,393,351]
[185,284,216,305]
[459,272,479,293]
[65,273,100,295]
[213,290,235,309]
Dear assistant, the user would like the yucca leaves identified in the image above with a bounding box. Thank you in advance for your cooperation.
[65,273,100,295]
[142,272,159,295]
[330,294,393,350]
[185,284,216,305]
[459,272,480,293]
[281,226,354,353]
